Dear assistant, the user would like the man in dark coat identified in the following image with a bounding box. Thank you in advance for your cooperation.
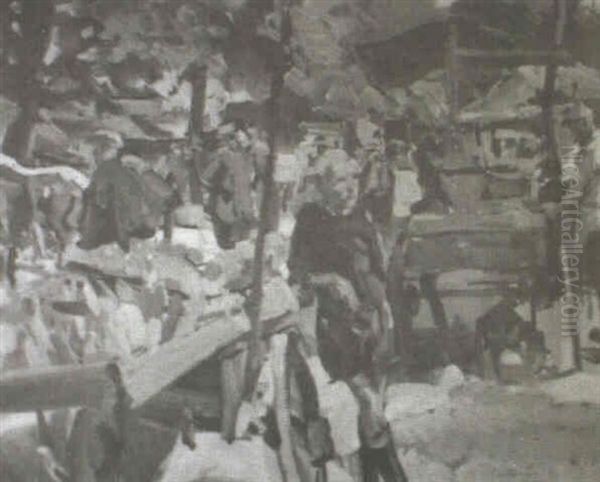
[78,133,179,251]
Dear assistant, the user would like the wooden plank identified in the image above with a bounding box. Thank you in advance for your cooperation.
[416,288,515,298]
[0,363,110,412]
[122,313,250,408]
[404,237,540,273]
[408,209,547,237]
[454,48,572,67]
[1,314,249,413]
[220,344,247,442]
[457,105,542,124]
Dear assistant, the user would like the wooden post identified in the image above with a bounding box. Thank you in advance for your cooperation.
[541,0,568,185]
[184,63,208,204]
[542,0,582,371]
[446,21,459,123]
[187,64,208,144]
[444,19,463,175]
[271,334,301,482]
[220,342,248,442]
[530,285,538,331]
[1,1,55,263]
[243,0,292,397]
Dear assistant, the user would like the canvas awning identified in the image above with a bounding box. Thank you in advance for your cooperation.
[458,65,600,125]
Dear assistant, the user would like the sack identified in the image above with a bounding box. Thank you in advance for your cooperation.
[307,416,335,467]
[316,305,374,382]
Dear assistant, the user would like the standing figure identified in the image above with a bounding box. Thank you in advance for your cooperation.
[78,131,179,252]
[203,126,257,248]
[288,147,407,481]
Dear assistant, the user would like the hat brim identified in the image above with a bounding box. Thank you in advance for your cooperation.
[52,301,91,316]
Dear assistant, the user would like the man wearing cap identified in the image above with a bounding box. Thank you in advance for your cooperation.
[91,130,125,166]
[202,125,256,248]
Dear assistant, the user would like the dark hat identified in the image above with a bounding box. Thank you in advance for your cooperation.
[51,301,91,316]
[561,102,592,125]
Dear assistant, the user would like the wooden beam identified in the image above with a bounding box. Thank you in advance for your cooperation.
[0,313,250,413]
[408,211,547,237]
[422,288,514,298]
[454,48,572,67]
[123,313,249,408]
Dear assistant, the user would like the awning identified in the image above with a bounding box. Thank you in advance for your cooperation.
[459,65,600,125]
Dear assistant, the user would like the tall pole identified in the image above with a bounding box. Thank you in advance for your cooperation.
[446,20,459,123]
[185,63,208,205]
[542,0,582,371]
[244,0,292,395]
[541,0,567,184]
[2,0,54,277]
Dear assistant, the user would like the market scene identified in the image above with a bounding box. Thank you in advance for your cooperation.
[1,0,600,481]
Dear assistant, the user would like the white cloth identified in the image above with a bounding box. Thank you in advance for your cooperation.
[234,349,276,439]
[27,307,53,355]
[157,433,282,482]
[306,357,361,457]
[105,302,148,357]
[393,169,422,217]
[146,317,163,353]
[356,118,383,151]
[204,78,229,131]
[21,335,50,367]
[260,277,299,321]
[274,153,301,183]
[114,303,147,351]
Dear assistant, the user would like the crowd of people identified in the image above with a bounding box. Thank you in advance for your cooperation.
[1,101,599,481]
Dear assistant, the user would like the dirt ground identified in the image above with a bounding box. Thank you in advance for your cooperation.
[390,378,600,482]
[2,376,599,481]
